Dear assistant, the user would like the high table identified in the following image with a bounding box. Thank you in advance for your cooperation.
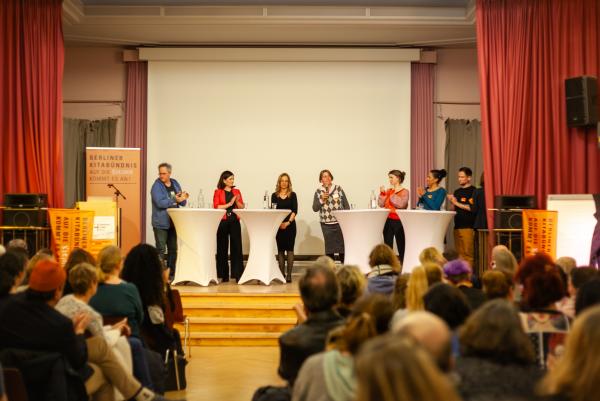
[234,209,291,285]
[167,208,225,286]
[332,209,390,274]
[396,210,455,273]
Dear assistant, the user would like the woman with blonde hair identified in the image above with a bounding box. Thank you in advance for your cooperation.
[419,247,446,268]
[367,244,402,296]
[335,265,367,318]
[405,266,428,311]
[355,335,461,401]
[271,173,298,282]
[538,305,600,401]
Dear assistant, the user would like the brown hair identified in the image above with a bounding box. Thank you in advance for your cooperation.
[318,169,333,182]
[65,248,96,276]
[392,273,411,310]
[334,313,377,355]
[482,270,512,300]
[388,170,406,184]
[406,266,428,311]
[275,172,293,195]
[217,170,234,189]
[424,263,443,287]
[336,265,366,307]
[539,305,600,401]
[419,247,446,268]
[68,263,98,295]
[368,244,402,273]
[516,253,565,309]
[356,335,461,401]
[97,245,122,282]
[459,299,535,365]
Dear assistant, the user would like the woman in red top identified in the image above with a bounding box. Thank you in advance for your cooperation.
[213,170,245,282]
[378,170,409,263]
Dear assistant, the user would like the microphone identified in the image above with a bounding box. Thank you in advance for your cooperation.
[107,184,113,188]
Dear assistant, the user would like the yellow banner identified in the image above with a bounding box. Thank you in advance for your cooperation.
[522,209,558,259]
[48,209,95,267]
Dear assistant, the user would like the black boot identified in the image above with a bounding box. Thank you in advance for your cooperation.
[286,251,294,283]
[277,251,286,277]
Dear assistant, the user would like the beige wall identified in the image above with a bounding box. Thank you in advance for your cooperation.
[433,48,482,171]
[63,46,127,145]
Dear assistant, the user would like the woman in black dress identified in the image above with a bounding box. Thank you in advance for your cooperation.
[271,173,298,283]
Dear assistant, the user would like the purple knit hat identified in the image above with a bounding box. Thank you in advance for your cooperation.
[443,259,471,276]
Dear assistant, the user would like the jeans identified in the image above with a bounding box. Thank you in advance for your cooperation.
[153,225,177,277]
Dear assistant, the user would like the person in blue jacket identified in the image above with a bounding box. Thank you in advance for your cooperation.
[151,162,188,280]
[416,169,447,210]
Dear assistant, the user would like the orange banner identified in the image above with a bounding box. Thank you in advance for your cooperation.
[522,209,558,259]
[48,209,95,267]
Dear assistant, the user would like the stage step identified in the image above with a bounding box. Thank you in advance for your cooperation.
[175,289,300,346]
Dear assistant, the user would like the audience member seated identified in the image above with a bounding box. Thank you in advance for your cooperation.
[391,273,410,311]
[516,253,570,370]
[0,259,174,401]
[335,265,366,318]
[90,245,144,338]
[355,335,461,401]
[490,245,518,276]
[558,267,599,318]
[443,248,459,262]
[366,244,402,296]
[482,269,513,300]
[392,311,452,373]
[443,259,486,310]
[0,252,26,303]
[555,256,577,277]
[18,248,51,290]
[315,255,337,270]
[278,265,344,387]
[423,263,444,287]
[405,266,428,312]
[419,247,446,268]
[121,244,182,358]
[292,294,393,401]
[423,283,471,356]
[62,248,96,296]
[456,299,542,401]
[6,239,28,252]
[574,278,600,316]
[538,305,600,401]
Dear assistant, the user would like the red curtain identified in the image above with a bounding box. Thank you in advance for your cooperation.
[0,0,65,207]
[124,61,148,239]
[476,0,600,225]
[411,63,435,207]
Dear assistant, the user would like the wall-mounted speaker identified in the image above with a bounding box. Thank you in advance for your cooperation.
[566,76,598,127]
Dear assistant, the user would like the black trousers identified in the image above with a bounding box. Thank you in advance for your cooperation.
[383,218,406,264]
[153,225,178,276]
[216,217,244,280]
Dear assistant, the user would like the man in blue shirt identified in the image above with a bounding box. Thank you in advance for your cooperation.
[151,163,188,280]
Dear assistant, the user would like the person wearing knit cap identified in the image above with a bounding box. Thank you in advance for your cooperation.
[443,259,486,311]
[0,260,183,401]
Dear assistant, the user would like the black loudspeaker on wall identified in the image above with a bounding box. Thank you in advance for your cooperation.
[494,195,537,229]
[565,76,598,127]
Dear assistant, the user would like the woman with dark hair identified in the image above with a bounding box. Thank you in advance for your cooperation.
[312,169,350,263]
[416,169,447,210]
[121,244,181,357]
[271,173,298,282]
[62,248,96,296]
[378,170,409,262]
[574,278,600,316]
[213,170,245,282]
[456,299,542,401]
[515,253,570,370]
[366,244,402,296]
[0,252,26,300]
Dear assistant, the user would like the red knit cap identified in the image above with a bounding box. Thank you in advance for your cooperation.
[29,259,66,292]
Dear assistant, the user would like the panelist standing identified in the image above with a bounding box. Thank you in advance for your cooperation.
[378,170,409,263]
[271,173,298,283]
[416,169,447,211]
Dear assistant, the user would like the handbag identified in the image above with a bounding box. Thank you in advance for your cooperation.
[164,348,187,391]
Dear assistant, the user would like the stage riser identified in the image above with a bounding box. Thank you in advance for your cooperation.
[189,338,279,347]
[179,323,295,333]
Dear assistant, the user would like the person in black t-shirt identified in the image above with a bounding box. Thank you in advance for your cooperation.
[447,167,476,269]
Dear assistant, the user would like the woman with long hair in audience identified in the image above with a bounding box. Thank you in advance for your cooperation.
[366,244,402,296]
[419,247,446,268]
[213,170,245,282]
[539,305,600,401]
[293,294,394,401]
[456,299,542,401]
[272,173,298,283]
[515,253,570,370]
[378,169,409,263]
[335,265,366,318]
[405,266,428,311]
[416,169,447,210]
[355,335,461,401]
[62,248,96,296]
[121,244,182,357]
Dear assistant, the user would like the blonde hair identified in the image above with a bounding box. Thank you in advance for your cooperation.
[369,244,402,273]
[556,256,577,276]
[69,263,98,295]
[356,335,461,401]
[419,247,446,268]
[405,266,428,311]
[275,173,293,195]
[491,245,518,275]
[336,265,367,307]
[315,255,336,270]
[97,245,122,282]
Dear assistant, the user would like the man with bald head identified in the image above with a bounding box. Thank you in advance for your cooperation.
[392,311,453,372]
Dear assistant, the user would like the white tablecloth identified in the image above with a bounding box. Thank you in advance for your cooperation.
[332,209,390,273]
[234,209,291,285]
[167,208,225,286]
[396,210,455,273]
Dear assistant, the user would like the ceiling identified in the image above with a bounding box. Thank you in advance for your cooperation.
[63,0,476,47]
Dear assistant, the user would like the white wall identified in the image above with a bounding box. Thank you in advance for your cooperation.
[146,60,412,254]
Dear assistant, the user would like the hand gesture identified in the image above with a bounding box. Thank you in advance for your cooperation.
[230,195,238,206]
[280,222,288,230]
[321,191,329,202]
[379,185,385,193]
[447,194,456,205]
[72,312,91,335]
[417,187,425,197]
